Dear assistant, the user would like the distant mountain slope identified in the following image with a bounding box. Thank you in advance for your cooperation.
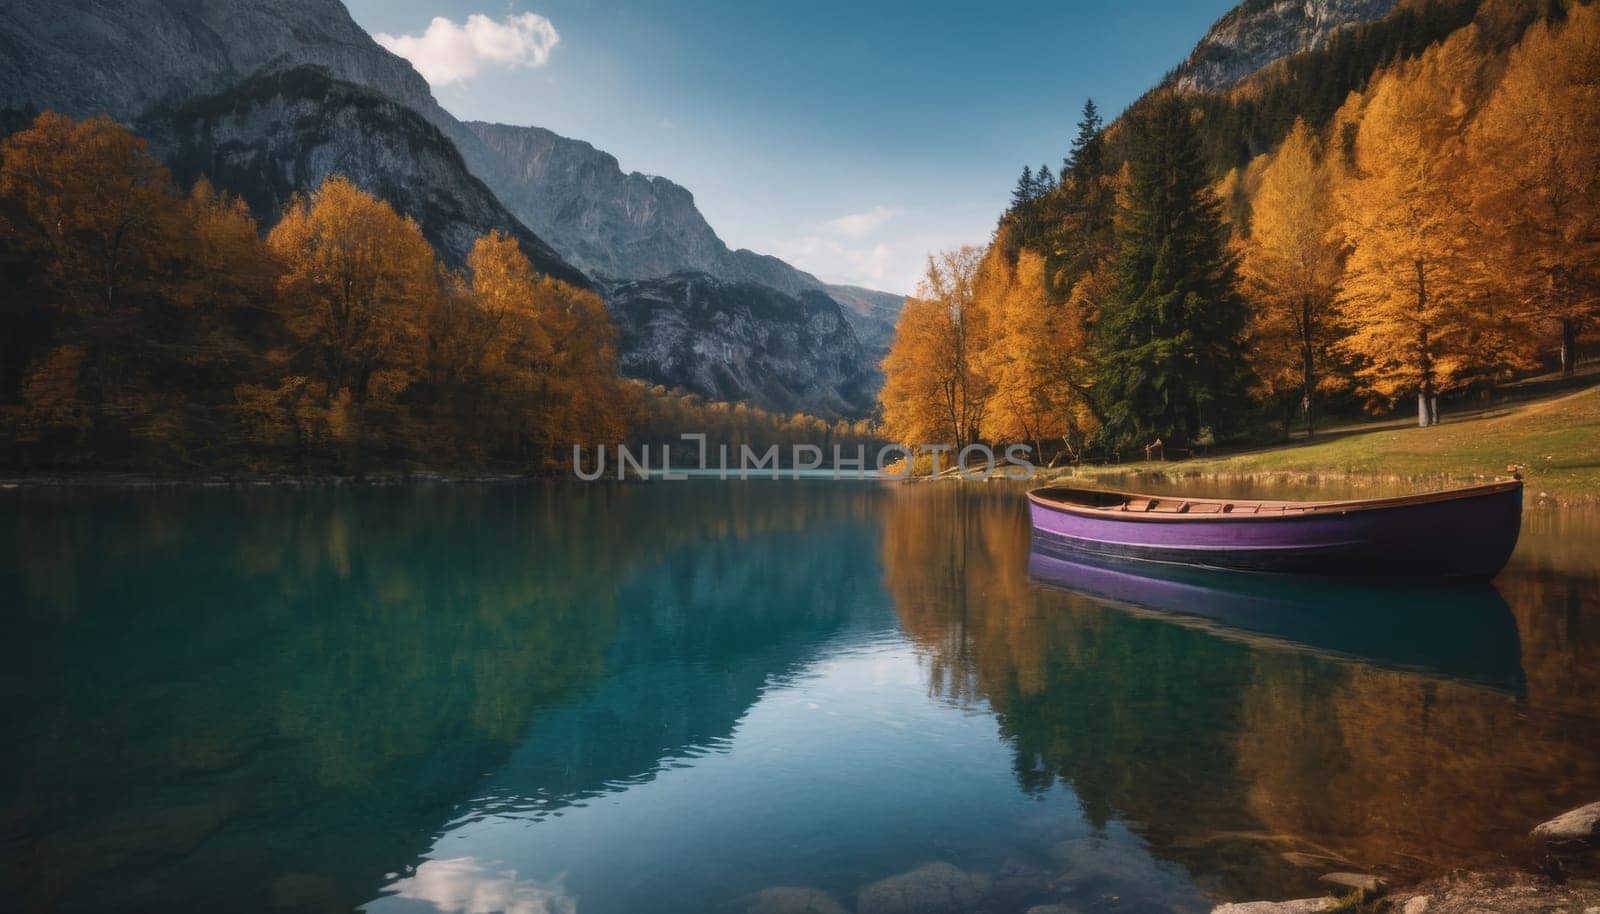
[0,0,584,282]
[1169,0,1399,92]
[821,283,904,394]
[462,121,905,411]
[608,273,875,419]
[465,121,838,295]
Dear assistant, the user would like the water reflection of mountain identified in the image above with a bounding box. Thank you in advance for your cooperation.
[880,485,1600,900]
[474,512,890,819]
[0,482,885,914]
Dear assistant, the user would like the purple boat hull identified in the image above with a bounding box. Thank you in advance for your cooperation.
[1028,480,1523,579]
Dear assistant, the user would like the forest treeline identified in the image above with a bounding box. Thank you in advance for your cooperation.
[0,111,628,472]
[0,112,867,474]
[880,2,1598,462]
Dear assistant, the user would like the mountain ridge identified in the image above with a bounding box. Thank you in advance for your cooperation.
[464,120,839,297]
[1167,0,1401,92]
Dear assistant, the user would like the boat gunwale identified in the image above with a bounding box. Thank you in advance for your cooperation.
[1026,478,1522,523]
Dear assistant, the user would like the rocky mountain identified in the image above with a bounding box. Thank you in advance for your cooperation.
[150,67,587,285]
[464,121,839,296]
[0,0,586,282]
[608,274,876,419]
[1170,0,1399,92]
[460,122,904,411]
[824,284,904,355]
[0,0,899,415]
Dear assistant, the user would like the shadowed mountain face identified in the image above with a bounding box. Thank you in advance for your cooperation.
[1169,0,1399,91]
[146,67,587,285]
[608,273,877,418]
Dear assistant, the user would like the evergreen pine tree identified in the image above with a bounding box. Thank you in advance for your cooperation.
[1048,99,1112,291]
[1035,162,1056,195]
[1010,165,1035,210]
[1063,98,1104,183]
[1091,94,1252,451]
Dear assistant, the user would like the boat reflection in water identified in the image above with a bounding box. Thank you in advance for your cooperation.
[1027,540,1525,690]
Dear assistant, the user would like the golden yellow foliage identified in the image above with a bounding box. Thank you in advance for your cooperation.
[465,231,632,466]
[1334,31,1486,423]
[1469,2,1600,375]
[267,175,437,406]
[978,246,1097,462]
[0,112,181,313]
[1238,119,1346,433]
[880,247,989,449]
[181,178,278,313]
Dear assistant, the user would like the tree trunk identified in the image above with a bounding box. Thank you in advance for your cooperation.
[1561,317,1578,377]
[1418,391,1429,428]
[1301,301,1316,438]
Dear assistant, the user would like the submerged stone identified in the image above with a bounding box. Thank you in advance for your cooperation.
[737,886,849,914]
[856,862,991,914]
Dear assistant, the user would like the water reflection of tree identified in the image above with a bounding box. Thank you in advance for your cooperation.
[0,481,881,914]
[880,486,1600,897]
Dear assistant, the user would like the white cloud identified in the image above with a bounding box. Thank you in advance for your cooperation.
[388,857,576,914]
[771,205,930,291]
[825,205,900,240]
[773,235,897,287]
[374,12,560,86]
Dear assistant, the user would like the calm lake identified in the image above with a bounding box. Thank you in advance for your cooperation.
[3,480,1598,914]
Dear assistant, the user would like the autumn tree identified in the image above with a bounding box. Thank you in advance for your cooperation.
[978,244,1098,463]
[0,112,182,315]
[0,112,188,459]
[459,231,633,467]
[1470,3,1600,375]
[264,176,438,457]
[880,247,990,450]
[1334,32,1491,425]
[1237,119,1346,436]
[177,179,281,396]
[1092,94,1252,451]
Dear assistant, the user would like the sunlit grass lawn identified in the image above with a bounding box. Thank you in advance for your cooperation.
[1062,385,1600,505]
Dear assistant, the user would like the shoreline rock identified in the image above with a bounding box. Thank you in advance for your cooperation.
[1533,801,1600,842]
[1212,898,1339,914]
[1320,872,1387,894]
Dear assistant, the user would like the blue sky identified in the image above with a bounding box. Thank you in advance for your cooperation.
[344,0,1234,294]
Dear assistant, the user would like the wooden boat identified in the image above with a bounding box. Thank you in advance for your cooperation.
[1027,478,1522,579]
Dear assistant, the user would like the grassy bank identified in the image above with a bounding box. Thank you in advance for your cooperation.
[1048,385,1600,506]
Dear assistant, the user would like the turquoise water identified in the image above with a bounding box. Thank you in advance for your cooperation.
[2,482,1597,914]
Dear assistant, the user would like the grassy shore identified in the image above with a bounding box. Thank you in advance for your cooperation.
[1048,384,1600,506]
